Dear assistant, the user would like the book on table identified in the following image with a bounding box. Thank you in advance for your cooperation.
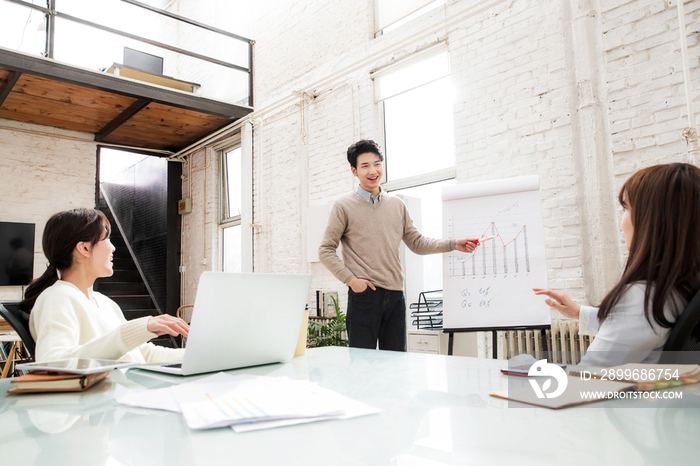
[8,371,109,394]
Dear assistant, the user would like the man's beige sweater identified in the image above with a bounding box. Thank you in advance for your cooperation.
[319,191,455,291]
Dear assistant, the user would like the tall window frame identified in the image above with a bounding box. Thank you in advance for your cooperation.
[219,141,243,273]
[217,123,254,273]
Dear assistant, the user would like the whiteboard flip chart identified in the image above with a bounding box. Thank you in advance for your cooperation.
[442,175,550,330]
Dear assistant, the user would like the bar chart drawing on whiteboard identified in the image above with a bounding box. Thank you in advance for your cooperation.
[451,221,530,278]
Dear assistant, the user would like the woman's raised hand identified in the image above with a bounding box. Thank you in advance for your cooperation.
[147,315,189,337]
[532,288,581,319]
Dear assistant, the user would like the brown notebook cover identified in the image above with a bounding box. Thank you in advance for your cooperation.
[7,371,109,394]
[491,364,700,409]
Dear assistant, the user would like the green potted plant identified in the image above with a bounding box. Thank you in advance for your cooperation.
[306,296,348,348]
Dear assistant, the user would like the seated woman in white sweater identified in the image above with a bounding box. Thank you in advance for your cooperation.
[22,208,189,363]
[534,163,700,367]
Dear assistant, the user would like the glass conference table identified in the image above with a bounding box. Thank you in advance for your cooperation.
[0,347,698,465]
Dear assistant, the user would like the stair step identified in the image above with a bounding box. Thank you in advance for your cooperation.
[111,295,154,309]
[113,257,135,269]
[96,282,148,295]
[107,270,142,282]
[113,248,132,259]
[122,308,159,320]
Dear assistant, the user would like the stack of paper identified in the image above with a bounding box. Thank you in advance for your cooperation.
[114,373,380,431]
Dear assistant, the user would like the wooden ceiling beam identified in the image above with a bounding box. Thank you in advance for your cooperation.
[0,70,21,106]
[95,98,152,142]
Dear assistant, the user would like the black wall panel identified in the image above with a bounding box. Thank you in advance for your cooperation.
[101,156,168,314]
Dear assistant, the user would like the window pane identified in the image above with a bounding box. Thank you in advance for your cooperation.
[222,225,241,273]
[383,76,455,181]
[376,0,443,33]
[392,179,454,292]
[100,148,149,183]
[374,48,448,102]
[0,2,46,57]
[225,147,242,219]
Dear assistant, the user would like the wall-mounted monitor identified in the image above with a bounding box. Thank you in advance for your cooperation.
[124,47,164,75]
[0,222,35,286]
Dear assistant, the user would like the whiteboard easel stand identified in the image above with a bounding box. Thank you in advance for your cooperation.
[444,325,551,358]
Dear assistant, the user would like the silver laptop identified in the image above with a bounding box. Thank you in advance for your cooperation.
[138,272,311,376]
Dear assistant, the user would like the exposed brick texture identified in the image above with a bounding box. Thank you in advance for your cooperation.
[0,120,97,301]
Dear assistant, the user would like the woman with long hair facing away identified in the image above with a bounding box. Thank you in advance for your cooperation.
[22,208,189,362]
[534,163,700,366]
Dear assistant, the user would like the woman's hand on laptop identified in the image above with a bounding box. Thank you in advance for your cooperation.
[147,315,190,337]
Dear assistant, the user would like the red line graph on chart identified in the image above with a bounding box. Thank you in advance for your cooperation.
[457,222,530,276]
[462,222,527,261]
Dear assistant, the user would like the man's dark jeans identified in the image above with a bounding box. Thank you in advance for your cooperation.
[346,286,406,351]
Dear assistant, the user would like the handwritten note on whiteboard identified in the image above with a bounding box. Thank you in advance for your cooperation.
[442,175,550,330]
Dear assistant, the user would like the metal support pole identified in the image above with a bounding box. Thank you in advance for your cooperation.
[248,41,254,107]
[46,0,55,58]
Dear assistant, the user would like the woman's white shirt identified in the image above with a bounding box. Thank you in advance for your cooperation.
[29,280,184,363]
[579,283,681,367]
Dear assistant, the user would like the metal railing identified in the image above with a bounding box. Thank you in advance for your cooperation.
[3,0,254,105]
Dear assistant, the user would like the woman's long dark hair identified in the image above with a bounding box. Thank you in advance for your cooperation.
[598,163,700,328]
[20,208,110,314]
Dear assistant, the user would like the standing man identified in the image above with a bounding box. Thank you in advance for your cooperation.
[319,140,478,351]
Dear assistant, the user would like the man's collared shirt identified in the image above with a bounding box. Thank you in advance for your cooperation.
[355,185,383,205]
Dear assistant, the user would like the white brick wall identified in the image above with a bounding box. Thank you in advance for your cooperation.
[603,0,700,182]
[251,0,371,106]
[179,147,221,306]
[0,120,97,301]
[450,0,586,300]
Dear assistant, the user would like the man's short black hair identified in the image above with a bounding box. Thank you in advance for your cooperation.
[347,140,384,168]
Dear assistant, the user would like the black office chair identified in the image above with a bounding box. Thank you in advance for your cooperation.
[0,301,36,360]
[659,290,700,364]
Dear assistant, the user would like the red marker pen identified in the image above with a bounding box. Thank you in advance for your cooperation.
[473,235,496,245]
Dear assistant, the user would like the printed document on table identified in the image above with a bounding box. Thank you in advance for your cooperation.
[114,383,180,412]
[230,384,381,433]
[114,372,244,413]
[114,372,380,431]
[172,377,346,430]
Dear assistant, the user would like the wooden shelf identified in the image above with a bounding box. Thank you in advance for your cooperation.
[1,333,28,378]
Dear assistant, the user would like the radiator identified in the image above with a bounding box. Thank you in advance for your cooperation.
[499,320,594,365]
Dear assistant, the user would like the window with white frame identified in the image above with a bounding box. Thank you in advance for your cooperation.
[374,45,454,183]
[373,44,456,313]
[221,145,242,272]
[375,0,445,35]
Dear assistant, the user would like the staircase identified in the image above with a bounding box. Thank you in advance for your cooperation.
[95,199,175,348]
